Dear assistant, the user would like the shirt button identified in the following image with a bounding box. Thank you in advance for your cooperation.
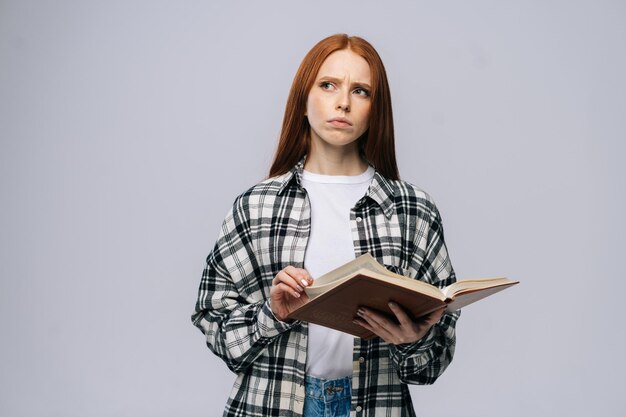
[358,356,365,363]
[356,405,363,412]
[356,217,362,222]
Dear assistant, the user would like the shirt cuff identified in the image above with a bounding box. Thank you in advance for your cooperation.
[257,300,297,338]
[393,324,437,356]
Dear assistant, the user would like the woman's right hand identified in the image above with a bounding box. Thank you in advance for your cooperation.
[270,266,313,322]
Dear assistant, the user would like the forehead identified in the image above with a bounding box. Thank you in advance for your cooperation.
[316,49,371,82]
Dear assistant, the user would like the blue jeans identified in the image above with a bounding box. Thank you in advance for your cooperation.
[303,375,352,417]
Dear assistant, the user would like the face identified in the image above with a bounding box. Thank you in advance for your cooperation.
[305,49,372,152]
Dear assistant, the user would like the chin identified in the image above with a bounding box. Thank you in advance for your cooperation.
[325,134,361,146]
[326,139,360,148]
[310,128,363,149]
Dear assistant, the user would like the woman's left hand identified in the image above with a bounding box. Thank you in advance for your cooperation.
[353,302,445,345]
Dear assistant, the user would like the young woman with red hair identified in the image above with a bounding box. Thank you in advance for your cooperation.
[192,34,459,417]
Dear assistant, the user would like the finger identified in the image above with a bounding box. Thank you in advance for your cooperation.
[282,266,313,287]
[357,307,394,329]
[387,302,412,326]
[356,307,388,327]
[353,317,374,332]
[358,311,426,345]
[275,282,302,299]
[273,270,305,293]
[353,315,397,343]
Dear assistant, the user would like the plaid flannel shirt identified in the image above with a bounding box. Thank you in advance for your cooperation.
[192,159,459,417]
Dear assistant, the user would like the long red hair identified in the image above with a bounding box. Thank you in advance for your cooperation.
[269,34,399,180]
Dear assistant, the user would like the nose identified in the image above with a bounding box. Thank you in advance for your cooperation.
[336,88,350,112]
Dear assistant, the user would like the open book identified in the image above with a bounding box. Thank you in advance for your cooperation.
[287,253,518,339]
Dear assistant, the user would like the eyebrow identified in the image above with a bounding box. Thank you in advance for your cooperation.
[318,76,371,90]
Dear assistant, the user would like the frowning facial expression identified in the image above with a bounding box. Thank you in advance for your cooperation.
[305,49,372,151]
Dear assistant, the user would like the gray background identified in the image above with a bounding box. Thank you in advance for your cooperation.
[1,0,625,416]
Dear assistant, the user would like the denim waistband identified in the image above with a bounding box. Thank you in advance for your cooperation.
[305,375,352,402]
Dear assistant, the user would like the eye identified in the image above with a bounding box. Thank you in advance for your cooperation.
[320,81,334,90]
[353,87,371,97]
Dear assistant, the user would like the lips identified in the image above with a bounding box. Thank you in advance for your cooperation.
[328,117,352,127]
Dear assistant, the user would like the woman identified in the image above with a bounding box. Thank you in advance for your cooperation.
[192,34,459,417]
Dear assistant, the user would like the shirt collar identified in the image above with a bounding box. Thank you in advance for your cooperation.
[277,156,396,219]
[366,171,396,219]
[276,156,306,195]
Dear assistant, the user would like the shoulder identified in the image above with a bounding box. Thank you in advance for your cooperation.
[391,179,438,208]
[229,172,296,217]
[379,177,443,225]
[234,172,291,202]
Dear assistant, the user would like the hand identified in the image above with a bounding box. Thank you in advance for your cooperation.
[270,266,314,322]
[353,302,445,345]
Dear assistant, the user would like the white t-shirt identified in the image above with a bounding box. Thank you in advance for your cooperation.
[301,166,375,379]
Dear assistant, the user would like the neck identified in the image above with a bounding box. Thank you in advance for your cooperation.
[304,142,368,175]
[304,139,367,175]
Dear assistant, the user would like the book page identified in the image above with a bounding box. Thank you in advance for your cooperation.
[443,278,519,312]
[442,277,517,299]
[312,253,384,285]
[306,253,415,299]
[306,266,444,301]
[305,273,356,299]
